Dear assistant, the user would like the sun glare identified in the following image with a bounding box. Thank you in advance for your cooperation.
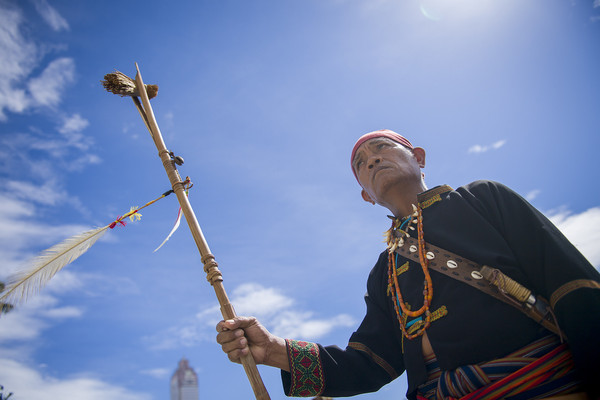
[419,0,495,22]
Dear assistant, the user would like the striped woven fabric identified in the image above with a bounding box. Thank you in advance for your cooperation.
[417,335,582,400]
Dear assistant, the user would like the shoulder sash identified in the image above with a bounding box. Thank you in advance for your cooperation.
[395,237,564,337]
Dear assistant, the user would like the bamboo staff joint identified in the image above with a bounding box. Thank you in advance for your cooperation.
[103,64,270,400]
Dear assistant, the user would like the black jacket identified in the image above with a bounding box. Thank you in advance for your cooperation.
[282,181,600,398]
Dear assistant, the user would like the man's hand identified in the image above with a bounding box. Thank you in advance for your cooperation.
[216,316,290,371]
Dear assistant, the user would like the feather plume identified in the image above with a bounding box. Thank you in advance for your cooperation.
[0,226,109,307]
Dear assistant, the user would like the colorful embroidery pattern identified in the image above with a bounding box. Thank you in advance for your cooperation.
[286,340,324,397]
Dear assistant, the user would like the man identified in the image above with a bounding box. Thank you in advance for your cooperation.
[216,130,600,399]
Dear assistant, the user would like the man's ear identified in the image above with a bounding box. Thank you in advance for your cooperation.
[361,189,375,204]
[412,147,426,168]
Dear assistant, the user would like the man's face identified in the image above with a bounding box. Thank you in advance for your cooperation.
[352,137,422,205]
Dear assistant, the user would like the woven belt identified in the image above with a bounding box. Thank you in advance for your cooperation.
[417,335,580,400]
[395,237,563,337]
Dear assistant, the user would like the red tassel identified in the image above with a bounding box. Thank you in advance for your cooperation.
[109,216,127,229]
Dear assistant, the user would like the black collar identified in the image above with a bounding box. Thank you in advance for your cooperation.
[417,185,453,208]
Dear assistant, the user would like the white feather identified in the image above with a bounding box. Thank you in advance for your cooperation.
[0,225,109,306]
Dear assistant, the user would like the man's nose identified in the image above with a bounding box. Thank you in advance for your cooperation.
[368,157,381,169]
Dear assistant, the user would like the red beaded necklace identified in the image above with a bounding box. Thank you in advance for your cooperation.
[386,204,434,339]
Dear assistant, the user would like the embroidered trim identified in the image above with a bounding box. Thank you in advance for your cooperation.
[387,262,410,295]
[286,339,324,397]
[348,342,399,379]
[419,194,441,210]
[550,279,600,309]
[406,305,448,335]
[417,185,453,207]
[396,261,410,276]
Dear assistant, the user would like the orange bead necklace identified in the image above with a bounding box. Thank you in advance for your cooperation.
[386,205,434,339]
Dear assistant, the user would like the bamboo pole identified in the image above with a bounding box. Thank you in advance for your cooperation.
[132,63,270,400]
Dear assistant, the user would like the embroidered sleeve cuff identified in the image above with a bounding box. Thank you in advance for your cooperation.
[284,339,325,397]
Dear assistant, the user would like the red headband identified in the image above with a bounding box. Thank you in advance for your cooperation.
[350,129,414,181]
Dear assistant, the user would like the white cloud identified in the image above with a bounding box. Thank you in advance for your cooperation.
[44,305,84,319]
[467,144,485,153]
[140,368,171,380]
[0,4,95,181]
[28,57,75,108]
[0,5,37,119]
[525,189,541,202]
[0,192,90,269]
[594,0,600,8]
[492,139,506,149]
[58,113,92,151]
[146,282,356,350]
[144,324,207,350]
[6,180,69,206]
[468,139,507,154]
[32,0,69,31]
[226,283,294,317]
[0,3,76,119]
[0,127,99,179]
[0,185,104,360]
[548,207,600,268]
[67,153,102,171]
[0,307,47,342]
[0,358,151,400]
[59,113,89,134]
[1,132,64,161]
[0,289,83,343]
[271,311,355,339]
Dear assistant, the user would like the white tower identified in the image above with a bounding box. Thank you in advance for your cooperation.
[170,357,199,400]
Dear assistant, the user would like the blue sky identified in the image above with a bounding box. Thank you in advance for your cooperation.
[0,0,599,399]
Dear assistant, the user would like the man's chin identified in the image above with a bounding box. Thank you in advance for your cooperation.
[373,176,415,199]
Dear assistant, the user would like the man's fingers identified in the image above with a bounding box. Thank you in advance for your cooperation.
[216,316,256,333]
[216,328,244,345]
[215,316,266,365]
[217,329,249,364]
[220,335,247,353]
[216,319,235,332]
[226,346,249,364]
